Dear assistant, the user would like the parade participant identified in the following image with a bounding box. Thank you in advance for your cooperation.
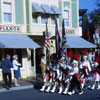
[68,50,73,61]
[80,56,91,88]
[45,63,57,92]
[74,52,80,61]
[40,63,52,92]
[50,59,61,93]
[88,50,93,66]
[82,49,88,56]
[95,53,99,64]
[57,57,66,94]
[63,59,73,94]
[91,62,100,90]
[67,60,83,95]
[12,55,21,86]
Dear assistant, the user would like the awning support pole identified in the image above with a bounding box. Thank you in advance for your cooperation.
[34,48,36,77]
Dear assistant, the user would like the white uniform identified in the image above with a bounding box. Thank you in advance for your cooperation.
[88,52,93,64]
[70,67,79,76]
[57,62,66,81]
[80,60,91,72]
[64,65,73,83]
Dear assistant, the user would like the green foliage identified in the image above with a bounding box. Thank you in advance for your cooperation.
[89,0,100,26]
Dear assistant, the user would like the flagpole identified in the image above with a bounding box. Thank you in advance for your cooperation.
[45,21,50,65]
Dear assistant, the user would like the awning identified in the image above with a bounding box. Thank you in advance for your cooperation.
[0,33,40,49]
[51,6,61,15]
[41,5,54,14]
[66,36,96,48]
[32,3,44,13]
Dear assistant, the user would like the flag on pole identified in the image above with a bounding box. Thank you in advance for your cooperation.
[55,19,62,59]
[45,22,50,54]
[62,19,67,57]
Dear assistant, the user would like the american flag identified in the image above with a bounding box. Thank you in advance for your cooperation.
[45,22,50,54]
[62,19,67,57]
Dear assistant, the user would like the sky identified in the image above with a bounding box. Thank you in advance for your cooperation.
[79,0,97,12]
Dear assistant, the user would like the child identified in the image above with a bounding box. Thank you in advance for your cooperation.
[50,59,61,93]
[67,60,83,95]
[80,56,91,88]
[63,59,73,94]
[91,62,100,90]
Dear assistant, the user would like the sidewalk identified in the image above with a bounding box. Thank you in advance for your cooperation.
[0,75,42,93]
[0,74,94,93]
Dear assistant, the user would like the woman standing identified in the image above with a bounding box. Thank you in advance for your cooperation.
[12,55,21,86]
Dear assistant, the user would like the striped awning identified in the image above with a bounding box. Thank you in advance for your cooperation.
[51,6,61,15]
[32,3,44,13]
[0,33,40,49]
[41,5,54,14]
[66,36,96,48]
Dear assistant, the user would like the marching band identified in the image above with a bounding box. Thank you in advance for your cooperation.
[40,52,100,96]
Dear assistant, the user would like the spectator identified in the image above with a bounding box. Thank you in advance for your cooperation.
[12,55,21,86]
[40,54,46,81]
[1,54,13,90]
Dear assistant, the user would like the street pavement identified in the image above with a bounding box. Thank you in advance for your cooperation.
[0,88,100,100]
[0,75,100,100]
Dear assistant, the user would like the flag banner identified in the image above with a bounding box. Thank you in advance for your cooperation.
[55,19,62,59]
[45,22,50,64]
[62,19,67,57]
[45,22,50,52]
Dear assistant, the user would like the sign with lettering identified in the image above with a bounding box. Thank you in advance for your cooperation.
[59,28,77,35]
[0,25,22,32]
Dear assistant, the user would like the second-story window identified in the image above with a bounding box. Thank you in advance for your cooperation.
[3,2,12,23]
[63,10,69,27]
[41,15,48,24]
[51,16,55,25]
[32,14,38,24]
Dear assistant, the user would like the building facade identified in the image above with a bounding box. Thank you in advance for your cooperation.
[58,0,82,36]
[0,0,39,81]
[25,0,62,74]
[0,0,95,80]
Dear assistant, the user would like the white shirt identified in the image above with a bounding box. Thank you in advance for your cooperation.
[70,67,79,75]
[88,52,93,63]
[12,60,21,70]
[80,60,91,72]
[41,58,46,65]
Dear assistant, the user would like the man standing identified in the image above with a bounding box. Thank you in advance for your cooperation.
[1,54,13,90]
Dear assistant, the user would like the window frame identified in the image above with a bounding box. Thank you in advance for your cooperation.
[2,0,15,24]
[32,13,39,24]
[51,15,55,25]
[41,14,48,25]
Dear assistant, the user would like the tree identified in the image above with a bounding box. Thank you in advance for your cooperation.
[89,0,100,26]
[96,0,100,9]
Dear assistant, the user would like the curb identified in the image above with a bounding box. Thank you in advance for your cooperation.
[0,85,34,93]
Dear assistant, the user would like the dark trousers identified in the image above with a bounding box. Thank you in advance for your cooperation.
[69,76,82,92]
[3,72,12,87]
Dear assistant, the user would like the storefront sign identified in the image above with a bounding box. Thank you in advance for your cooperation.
[0,25,22,32]
[59,28,76,35]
